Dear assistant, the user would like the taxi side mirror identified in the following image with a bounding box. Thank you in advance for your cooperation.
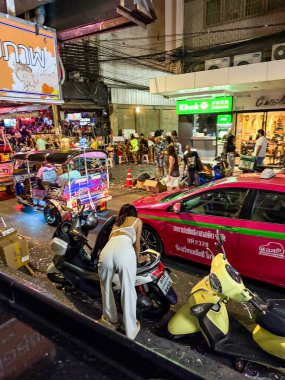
[173,202,181,213]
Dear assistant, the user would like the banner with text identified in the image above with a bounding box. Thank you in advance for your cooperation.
[0,12,62,104]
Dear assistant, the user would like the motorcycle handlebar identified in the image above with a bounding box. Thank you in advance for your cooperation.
[79,204,85,216]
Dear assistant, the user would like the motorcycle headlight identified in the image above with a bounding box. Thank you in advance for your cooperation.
[209,273,222,293]
[225,264,241,283]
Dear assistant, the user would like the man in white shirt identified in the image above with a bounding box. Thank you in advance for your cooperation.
[253,129,268,166]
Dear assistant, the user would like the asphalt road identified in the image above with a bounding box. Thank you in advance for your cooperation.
[0,188,284,379]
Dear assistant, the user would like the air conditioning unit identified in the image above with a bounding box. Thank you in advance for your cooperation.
[272,43,285,61]
[205,57,230,70]
[233,52,262,66]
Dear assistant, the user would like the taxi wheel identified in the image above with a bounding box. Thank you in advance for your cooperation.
[44,203,62,226]
[141,225,163,254]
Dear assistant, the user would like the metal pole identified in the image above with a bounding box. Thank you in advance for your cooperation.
[5,0,16,16]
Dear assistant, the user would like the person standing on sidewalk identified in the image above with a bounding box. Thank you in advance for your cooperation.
[166,145,180,190]
[154,137,165,178]
[254,129,268,166]
[183,145,202,187]
[225,135,236,176]
[129,134,139,165]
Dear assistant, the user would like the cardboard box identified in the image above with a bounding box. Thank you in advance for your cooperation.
[0,232,29,269]
[144,179,167,193]
[136,180,146,189]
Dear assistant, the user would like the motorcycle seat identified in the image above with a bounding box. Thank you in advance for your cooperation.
[268,299,285,319]
[137,261,158,274]
[256,311,285,337]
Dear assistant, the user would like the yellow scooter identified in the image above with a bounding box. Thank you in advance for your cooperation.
[168,232,285,373]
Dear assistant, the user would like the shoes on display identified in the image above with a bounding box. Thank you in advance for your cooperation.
[98,315,120,331]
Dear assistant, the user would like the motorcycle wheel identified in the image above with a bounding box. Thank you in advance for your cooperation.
[44,203,62,226]
[47,272,69,285]
[140,225,163,254]
[138,292,170,317]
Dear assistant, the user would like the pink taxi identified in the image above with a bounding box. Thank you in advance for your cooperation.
[133,174,285,288]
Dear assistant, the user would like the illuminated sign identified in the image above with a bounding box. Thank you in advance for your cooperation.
[176,97,233,114]
[0,12,62,103]
[217,114,232,125]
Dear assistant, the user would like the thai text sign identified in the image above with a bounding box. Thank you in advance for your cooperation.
[0,12,62,103]
[176,97,233,114]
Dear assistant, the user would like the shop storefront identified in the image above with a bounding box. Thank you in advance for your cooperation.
[61,109,109,143]
[176,96,233,159]
[0,12,63,140]
[234,91,285,165]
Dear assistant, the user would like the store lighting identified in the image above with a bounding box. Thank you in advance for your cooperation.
[135,107,141,113]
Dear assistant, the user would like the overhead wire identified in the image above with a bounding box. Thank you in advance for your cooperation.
[63,22,285,89]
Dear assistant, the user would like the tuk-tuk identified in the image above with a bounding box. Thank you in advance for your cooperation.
[13,149,111,226]
[0,144,13,193]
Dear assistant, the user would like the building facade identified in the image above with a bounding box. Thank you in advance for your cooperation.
[98,0,184,137]
[150,0,285,161]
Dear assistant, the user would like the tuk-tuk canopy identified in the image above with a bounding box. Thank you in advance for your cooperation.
[13,149,107,164]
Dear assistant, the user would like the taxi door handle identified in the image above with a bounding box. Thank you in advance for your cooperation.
[217,225,239,232]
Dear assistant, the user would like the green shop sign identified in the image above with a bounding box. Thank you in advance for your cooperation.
[217,114,232,125]
[176,97,233,115]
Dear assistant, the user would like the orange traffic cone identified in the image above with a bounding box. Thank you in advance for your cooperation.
[124,168,133,188]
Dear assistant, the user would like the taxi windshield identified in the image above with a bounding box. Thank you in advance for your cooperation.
[159,182,217,203]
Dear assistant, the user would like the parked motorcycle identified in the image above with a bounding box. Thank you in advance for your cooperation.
[167,231,285,373]
[47,204,177,316]
[199,155,228,185]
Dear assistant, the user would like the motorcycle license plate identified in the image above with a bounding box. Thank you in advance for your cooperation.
[157,271,172,296]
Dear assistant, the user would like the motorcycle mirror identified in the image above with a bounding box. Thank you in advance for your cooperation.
[173,202,181,213]
[216,230,227,258]
[216,230,223,246]
[69,217,82,237]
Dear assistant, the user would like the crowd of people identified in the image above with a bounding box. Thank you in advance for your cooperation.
[1,118,271,194]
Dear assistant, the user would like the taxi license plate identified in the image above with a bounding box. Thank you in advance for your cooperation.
[157,271,172,296]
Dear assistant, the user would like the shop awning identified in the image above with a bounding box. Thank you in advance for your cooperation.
[11,104,50,113]
[150,60,285,99]
[0,104,50,116]
[0,107,16,115]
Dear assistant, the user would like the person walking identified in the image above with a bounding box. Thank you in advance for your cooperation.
[98,204,148,340]
[166,145,180,190]
[225,135,236,176]
[254,129,268,166]
[183,145,202,187]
